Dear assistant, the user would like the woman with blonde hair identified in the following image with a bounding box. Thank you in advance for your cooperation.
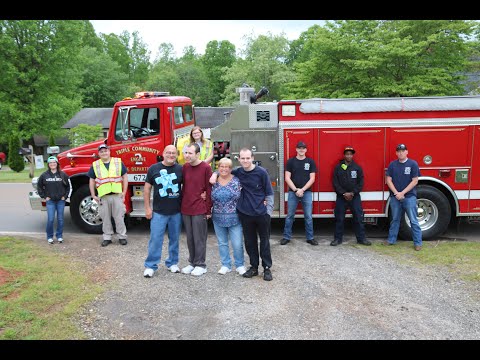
[211,157,246,275]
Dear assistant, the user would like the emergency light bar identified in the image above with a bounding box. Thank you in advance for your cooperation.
[134,91,170,98]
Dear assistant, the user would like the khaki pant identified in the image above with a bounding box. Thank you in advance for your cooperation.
[99,193,127,241]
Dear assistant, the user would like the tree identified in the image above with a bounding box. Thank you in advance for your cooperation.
[154,42,176,63]
[68,124,103,148]
[285,20,477,99]
[0,20,84,144]
[8,135,24,172]
[175,47,209,105]
[147,43,181,95]
[220,33,295,105]
[202,40,237,106]
[48,133,56,147]
[78,47,129,107]
[100,30,150,88]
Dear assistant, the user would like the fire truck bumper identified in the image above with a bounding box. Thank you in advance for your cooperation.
[29,191,46,211]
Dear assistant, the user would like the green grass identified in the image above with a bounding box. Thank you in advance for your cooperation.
[0,237,102,339]
[369,240,480,282]
[0,167,44,183]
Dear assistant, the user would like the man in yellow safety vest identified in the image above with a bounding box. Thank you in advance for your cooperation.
[88,143,129,247]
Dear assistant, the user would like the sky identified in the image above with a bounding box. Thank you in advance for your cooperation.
[90,20,325,60]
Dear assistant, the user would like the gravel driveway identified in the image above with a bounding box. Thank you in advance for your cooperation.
[21,226,480,340]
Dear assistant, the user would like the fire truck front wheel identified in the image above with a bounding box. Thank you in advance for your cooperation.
[70,184,103,234]
[398,185,451,240]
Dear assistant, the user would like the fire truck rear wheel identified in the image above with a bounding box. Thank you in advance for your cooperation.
[398,185,451,240]
[70,184,103,234]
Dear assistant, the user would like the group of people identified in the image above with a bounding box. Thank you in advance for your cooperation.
[143,141,274,281]
[36,124,422,283]
[281,141,422,251]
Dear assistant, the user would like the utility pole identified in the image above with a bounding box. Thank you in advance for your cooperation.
[28,144,34,178]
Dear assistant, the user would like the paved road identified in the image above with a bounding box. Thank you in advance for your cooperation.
[1,183,479,241]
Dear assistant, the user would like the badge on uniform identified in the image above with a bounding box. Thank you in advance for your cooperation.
[341,164,347,170]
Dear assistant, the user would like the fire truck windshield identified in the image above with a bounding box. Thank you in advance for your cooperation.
[118,106,136,140]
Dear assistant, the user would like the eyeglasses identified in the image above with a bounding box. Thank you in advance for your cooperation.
[164,152,177,155]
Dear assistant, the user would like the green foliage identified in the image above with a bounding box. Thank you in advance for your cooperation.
[79,47,129,107]
[176,47,209,105]
[147,46,210,106]
[7,135,24,172]
[0,20,83,141]
[2,19,480,146]
[154,42,176,63]
[220,33,295,105]
[285,20,477,99]
[48,134,55,147]
[202,40,237,106]
[68,124,103,147]
[100,30,150,88]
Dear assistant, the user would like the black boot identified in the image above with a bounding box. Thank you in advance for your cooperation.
[357,239,372,246]
[330,239,342,246]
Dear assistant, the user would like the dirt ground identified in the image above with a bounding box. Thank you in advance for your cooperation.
[11,223,480,340]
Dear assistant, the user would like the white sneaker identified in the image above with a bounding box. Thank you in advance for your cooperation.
[143,268,154,278]
[47,238,54,244]
[236,266,247,275]
[181,265,195,274]
[191,266,207,276]
[57,238,63,243]
[168,264,180,273]
[218,266,231,275]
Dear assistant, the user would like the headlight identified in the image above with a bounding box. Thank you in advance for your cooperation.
[32,177,39,190]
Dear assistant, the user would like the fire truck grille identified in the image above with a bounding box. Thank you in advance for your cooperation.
[256,111,270,122]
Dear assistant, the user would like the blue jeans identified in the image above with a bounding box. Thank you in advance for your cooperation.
[213,222,244,269]
[283,191,314,241]
[387,196,422,246]
[144,212,182,271]
[46,199,65,240]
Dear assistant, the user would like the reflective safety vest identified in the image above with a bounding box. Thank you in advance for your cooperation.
[175,134,190,165]
[93,157,123,197]
[176,136,213,165]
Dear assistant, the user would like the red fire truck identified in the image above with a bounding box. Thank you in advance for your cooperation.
[29,87,480,239]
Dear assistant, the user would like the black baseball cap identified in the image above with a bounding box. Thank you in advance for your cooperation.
[296,141,307,148]
[396,144,407,151]
[98,144,109,151]
[344,146,355,154]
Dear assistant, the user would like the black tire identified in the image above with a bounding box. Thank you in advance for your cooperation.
[398,185,451,240]
[70,184,103,234]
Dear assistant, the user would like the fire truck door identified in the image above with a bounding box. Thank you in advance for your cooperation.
[282,130,317,216]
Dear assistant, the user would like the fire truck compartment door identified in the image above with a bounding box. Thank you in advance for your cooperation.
[230,129,277,153]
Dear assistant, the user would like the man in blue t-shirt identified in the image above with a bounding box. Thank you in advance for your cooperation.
[385,143,422,250]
